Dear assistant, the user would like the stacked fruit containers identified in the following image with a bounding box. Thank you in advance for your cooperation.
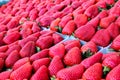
[0,0,120,80]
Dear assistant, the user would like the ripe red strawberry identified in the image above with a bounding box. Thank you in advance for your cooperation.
[102,55,120,69]
[96,0,107,9]
[96,10,108,19]
[81,52,103,68]
[32,58,50,71]
[0,24,7,32]
[115,16,120,27]
[54,0,63,4]
[0,70,12,80]
[18,35,37,47]
[57,64,85,79]
[32,23,41,33]
[110,35,120,51]
[13,57,30,70]
[109,6,120,17]
[0,32,7,46]
[0,52,7,59]
[73,6,85,17]
[7,17,19,29]
[52,33,63,44]
[106,23,120,40]
[106,64,120,80]
[87,17,100,29]
[52,12,65,19]
[62,20,76,35]
[64,47,81,66]
[71,1,82,9]
[65,40,81,52]
[20,28,33,39]
[104,0,115,5]
[10,62,32,80]
[102,52,120,60]
[75,24,95,41]
[1,16,12,25]
[81,0,95,10]
[36,36,54,49]
[49,43,65,58]
[62,6,73,15]
[50,18,61,31]
[6,45,21,56]
[0,45,8,52]
[20,41,35,57]
[59,13,73,28]
[74,14,88,28]
[3,31,20,44]
[40,30,54,37]
[91,29,110,47]
[100,15,116,28]
[49,56,64,76]
[0,58,4,71]
[82,63,102,80]
[30,49,49,62]
[84,5,99,18]
[81,41,98,54]
[31,65,49,80]
[5,50,20,68]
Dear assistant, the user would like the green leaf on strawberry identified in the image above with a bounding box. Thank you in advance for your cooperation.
[50,76,56,80]
[36,46,41,52]
[103,66,111,77]
[82,49,93,59]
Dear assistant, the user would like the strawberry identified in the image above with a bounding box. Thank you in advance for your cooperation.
[0,45,8,52]
[5,50,20,68]
[81,0,95,10]
[20,41,35,57]
[0,24,7,32]
[71,1,82,9]
[81,41,98,54]
[13,57,30,70]
[57,64,85,79]
[102,54,120,69]
[75,24,95,41]
[96,10,108,19]
[20,27,33,38]
[96,0,107,9]
[30,49,49,62]
[36,36,54,49]
[52,33,63,44]
[18,35,37,47]
[106,64,120,80]
[7,17,19,29]
[49,43,65,58]
[109,6,120,16]
[104,0,115,5]
[62,6,73,15]
[0,32,6,46]
[74,14,87,28]
[73,7,85,17]
[31,65,49,80]
[100,15,116,28]
[115,16,120,27]
[62,20,76,35]
[82,63,102,80]
[3,31,21,44]
[49,56,64,76]
[6,45,21,56]
[32,23,41,33]
[65,40,81,51]
[52,12,65,19]
[0,58,4,71]
[40,16,54,27]
[110,35,120,51]
[102,52,120,60]
[87,17,100,29]
[10,62,32,80]
[81,52,103,68]
[50,18,61,31]
[54,0,63,4]
[84,5,99,18]
[1,16,12,25]
[91,29,110,47]
[59,13,73,28]
[40,30,54,37]
[0,52,7,59]
[64,47,81,66]
[0,70,12,80]
[106,23,120,40]
[32,58,50,71]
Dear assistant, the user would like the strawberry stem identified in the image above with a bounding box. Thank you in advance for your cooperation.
[51,75,56,80]
[82,49,93,59]
[36,46,41,52]
[103,66,111,76]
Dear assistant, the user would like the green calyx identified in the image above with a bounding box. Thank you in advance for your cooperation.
[103,66,111,76]
[82,49,93,59]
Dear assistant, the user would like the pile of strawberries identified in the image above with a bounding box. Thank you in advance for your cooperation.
[0,0,120,80]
